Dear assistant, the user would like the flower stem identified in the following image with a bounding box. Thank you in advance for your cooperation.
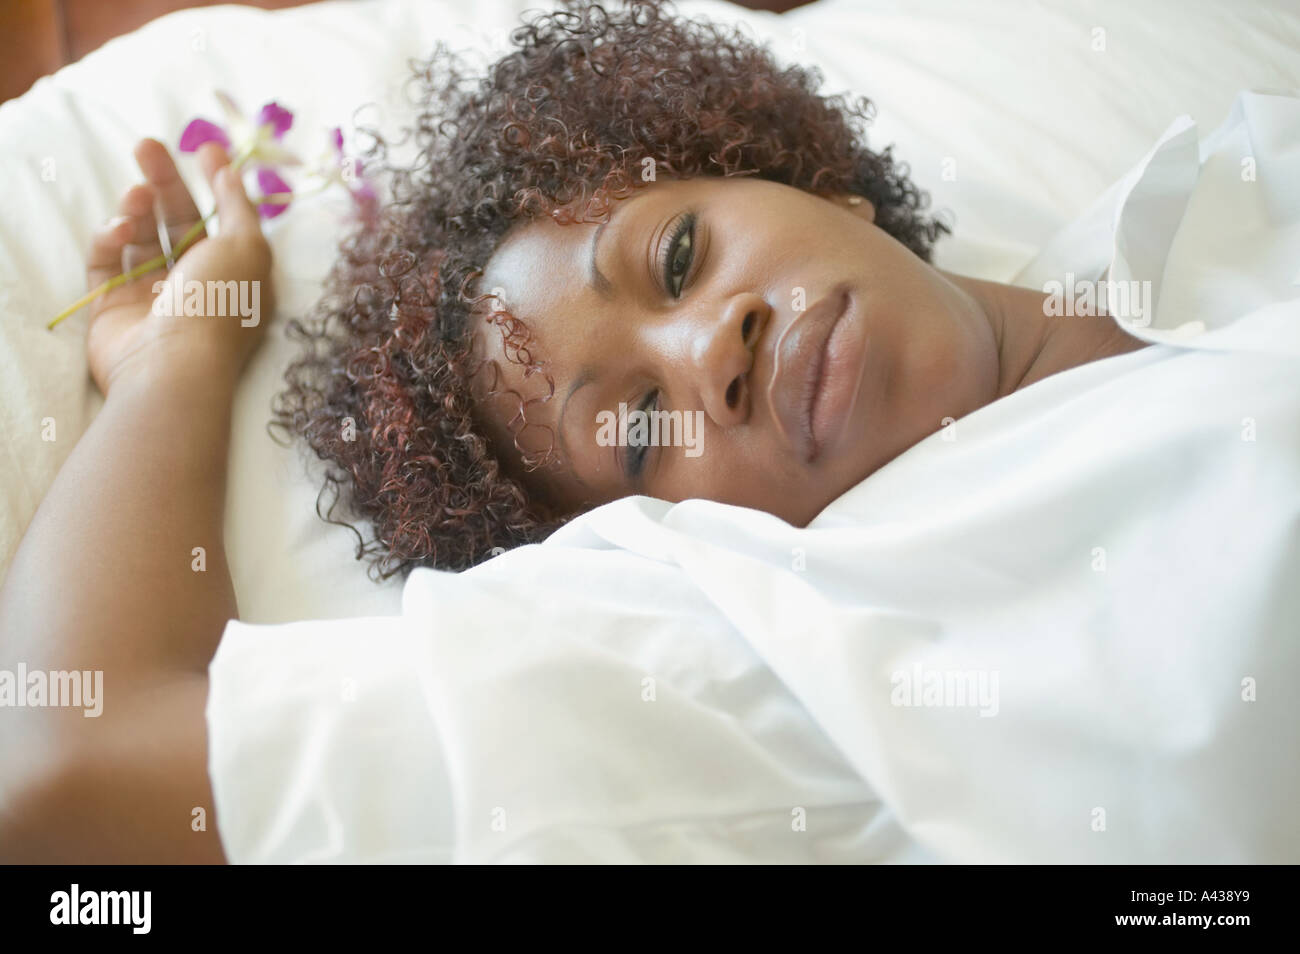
[45,171,326,330]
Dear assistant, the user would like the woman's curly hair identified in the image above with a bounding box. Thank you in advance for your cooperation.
[273,0,949,578]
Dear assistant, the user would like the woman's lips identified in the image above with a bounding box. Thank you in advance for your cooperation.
[766,287,858,462]
[808,295,867,460]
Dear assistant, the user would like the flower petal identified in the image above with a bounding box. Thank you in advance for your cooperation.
[255,167,293,218]
[215,90,243,124]
[250,140,304,167]
[215,90,250,141]
[331,126,345,155]
[257,102,294,140]
[178,118,231,153]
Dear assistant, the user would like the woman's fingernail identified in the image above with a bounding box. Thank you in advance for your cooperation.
[107,215,132,229]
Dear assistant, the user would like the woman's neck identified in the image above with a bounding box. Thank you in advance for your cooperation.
[944,271,1151,399]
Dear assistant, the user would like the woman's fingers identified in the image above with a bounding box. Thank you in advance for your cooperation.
[194,140,232,184]
[85,137,264,309]
[117,183,160,247]
[109,184,175,278]
[86,216,135,289]
[203,147,261,236]
[134,138,204,239]
[91,182,163,282]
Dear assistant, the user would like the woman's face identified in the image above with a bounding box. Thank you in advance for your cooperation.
[474,175,998,525]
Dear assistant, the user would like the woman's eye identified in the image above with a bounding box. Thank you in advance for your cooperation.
[626,389,659,479]
[661,213,696,298]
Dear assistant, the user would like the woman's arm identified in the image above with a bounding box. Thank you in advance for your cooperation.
[0,139,270,862]
[0,354,235,863]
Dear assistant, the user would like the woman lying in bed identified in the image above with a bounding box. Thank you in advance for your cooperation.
[0,0,1146,861]
[272,2,1149,575]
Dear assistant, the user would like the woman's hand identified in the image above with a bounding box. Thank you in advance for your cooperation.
[84,138,274,394]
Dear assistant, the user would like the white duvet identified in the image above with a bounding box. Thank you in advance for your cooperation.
[2,0,1298,863]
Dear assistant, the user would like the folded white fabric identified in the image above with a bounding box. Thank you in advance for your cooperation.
[211,553,919,863]
[208,616,455,863]
[210,91,1300,863]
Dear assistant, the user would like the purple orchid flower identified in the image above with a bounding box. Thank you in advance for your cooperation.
[254,168,294,220]
[179,91,301,218]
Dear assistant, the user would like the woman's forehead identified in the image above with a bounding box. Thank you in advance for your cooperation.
[480,217,587,322]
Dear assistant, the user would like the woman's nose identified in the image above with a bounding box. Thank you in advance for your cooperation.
[689,292,770,427]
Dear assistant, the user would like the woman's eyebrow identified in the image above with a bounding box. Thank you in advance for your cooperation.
[588,221,615,299]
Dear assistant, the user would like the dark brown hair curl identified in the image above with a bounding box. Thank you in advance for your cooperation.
[273,0,949,577]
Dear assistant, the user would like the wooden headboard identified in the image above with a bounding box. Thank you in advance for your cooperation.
[1,0,810,104]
